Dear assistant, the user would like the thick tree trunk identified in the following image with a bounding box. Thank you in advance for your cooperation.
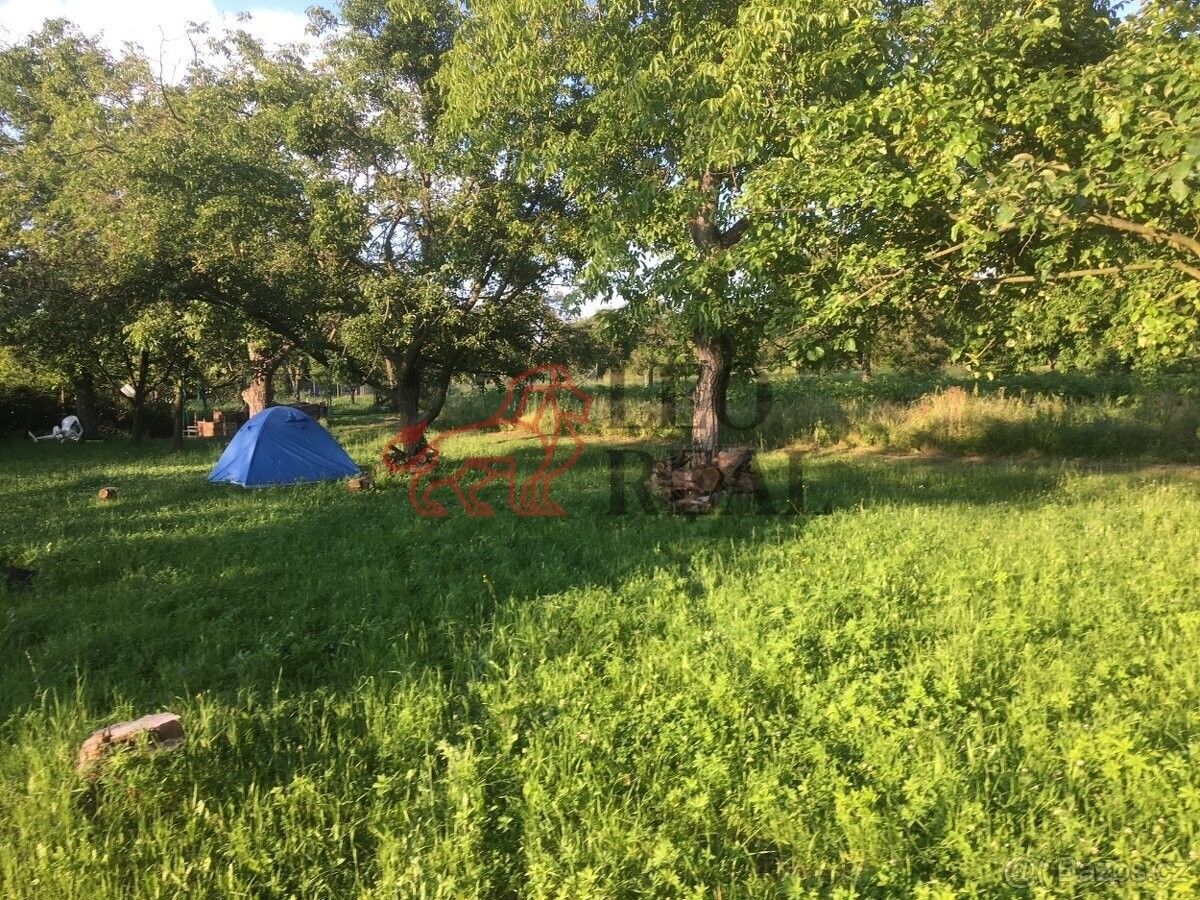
[683,169,746,469]
[171,379,186,452]
[858,345,873,382]
[130,349,150,445]
[395,367,421,424]
[391,366,454,454]
[423,369,453,427]
[241,343,284,417]
[690,331,733,465]
[72,371,100,437]
[646,367,655,388]
[391,366,424,454]
[241,373,273,417]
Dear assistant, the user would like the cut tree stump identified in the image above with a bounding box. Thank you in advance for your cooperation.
[347,474,375,492]
[77,712,184,777]
[97,487,118,500]
[648,447,761,514]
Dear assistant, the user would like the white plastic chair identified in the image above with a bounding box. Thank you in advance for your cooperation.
[29,415,83,443]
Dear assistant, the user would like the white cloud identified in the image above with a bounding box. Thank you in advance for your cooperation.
[0,1,313,79]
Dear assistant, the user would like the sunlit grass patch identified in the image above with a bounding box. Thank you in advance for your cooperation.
[1,381,1198,897]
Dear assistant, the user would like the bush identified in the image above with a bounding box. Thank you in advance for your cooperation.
[0,386,176,440]
[0,387,67,437]
[108,401,175,439]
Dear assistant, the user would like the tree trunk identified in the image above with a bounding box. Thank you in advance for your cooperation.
[395,366,422,425]
[423,369,453,428]
[130,349,150,445]
[682,169,747,469]
[858,344,873,382]
[392,366,455,454]
[690,331,733,465]
[72,371,100,437]
[646,366,655,388]
[242,372,273,417]
[171,379,186,452]
[241,343,283,417]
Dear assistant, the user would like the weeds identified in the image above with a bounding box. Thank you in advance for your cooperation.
[563,372,1200,461]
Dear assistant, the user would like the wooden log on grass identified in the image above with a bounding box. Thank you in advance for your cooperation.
[346,474,375,492]
[76,712,184,777]
[731,472,761,494]
[97,487,118,501]
[690,465,723,493]
[714,447,753,476]
[647,446,760,514]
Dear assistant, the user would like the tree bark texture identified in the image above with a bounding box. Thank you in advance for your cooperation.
[241,343,287,417]
[690,331,732,465]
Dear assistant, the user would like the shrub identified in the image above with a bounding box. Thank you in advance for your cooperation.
[0,387,68,437]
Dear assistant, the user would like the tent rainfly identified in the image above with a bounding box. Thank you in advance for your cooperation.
[208,406,359,487]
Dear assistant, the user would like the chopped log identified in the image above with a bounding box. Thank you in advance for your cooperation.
[77,712,184,777]
[669,470,695,491]
[714,448,753,476]
[675,495,716,514]
[647,446,759,514]
[691,465,722,493]
[97,487,118,500]
[347,474,374,492]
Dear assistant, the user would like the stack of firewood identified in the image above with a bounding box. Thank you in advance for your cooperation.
[648,447,761,514]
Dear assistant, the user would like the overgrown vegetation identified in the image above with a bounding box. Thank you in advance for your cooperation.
[528,372,1200,463]
[2,383,1199,896]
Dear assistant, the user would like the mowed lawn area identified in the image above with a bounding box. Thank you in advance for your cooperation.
[2,398,1199,898]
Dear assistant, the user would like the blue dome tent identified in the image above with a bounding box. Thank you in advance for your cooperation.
[209,406,359,487]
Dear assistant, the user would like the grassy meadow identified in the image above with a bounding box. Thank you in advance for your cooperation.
[2,374,1200,897]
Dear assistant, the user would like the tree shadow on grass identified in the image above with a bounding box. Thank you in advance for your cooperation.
[0,438,1136,719]
[3,435,1195,895]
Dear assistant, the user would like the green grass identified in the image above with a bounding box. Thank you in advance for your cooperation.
[2,383,1200,897]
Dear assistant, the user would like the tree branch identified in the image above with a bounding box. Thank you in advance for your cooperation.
[994,259,1200,285]
[719,216,751,249]
[1085,213,1200,261]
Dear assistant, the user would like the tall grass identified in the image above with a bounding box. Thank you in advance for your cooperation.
[847,386,1200,458]
[556,372,1200,461]
[2,375,1198,896]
